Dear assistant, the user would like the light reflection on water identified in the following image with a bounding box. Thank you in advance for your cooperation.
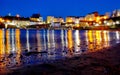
[0,29,120,71]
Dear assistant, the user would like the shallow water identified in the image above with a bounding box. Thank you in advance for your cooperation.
[0,29,120,71]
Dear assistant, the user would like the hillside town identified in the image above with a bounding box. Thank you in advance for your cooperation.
[0,9,120,29]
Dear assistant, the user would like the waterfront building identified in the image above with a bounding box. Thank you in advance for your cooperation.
[47,16,64,23]
[66,16,75,27]
[3,15,30,28]
[112,9,120,17]
[85,13,95,22]
[0,17,4,23]
[66,16,75,23]
[54,17,64,23]
[30,14,43,22]
[54,17,64,28]
[47,16,54,24]
[47,16,64,28]
[74,17,80,28]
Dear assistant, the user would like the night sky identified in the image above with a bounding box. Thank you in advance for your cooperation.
[0,0,120,19]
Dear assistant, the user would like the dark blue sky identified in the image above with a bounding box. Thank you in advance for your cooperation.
[0,0,120,19]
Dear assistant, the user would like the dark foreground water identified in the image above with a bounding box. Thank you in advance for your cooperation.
[0,29,120,72]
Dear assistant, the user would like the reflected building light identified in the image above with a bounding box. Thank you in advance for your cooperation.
[107,31,110,42]
[52,30,55,48]
[116,31,120,43]
[85,31,88,43]
[107,31,110,46]
[87,30,94,51]
[0,29,5,55]
[0,29,5,72]
[95,31,102,50]
[26,30,30,51]
[65,30,68,48]
[11,29,15,52]
[103,31,107,41]
[47,30,50,48]
[103,31,110,47]
[85,31,89,50]
[61,30,65,51]
[74,30,80,52]
[47,30,55,59]
[96,31,102,42]
[47,30,55,49]
[43,30,46,50]
[67,30,73,53]
[15,29,21,65]
[2,29,5,53]
[6,29,11,54]
[15,29,21,52]
[36,30,41,52]
[88,31,93,42]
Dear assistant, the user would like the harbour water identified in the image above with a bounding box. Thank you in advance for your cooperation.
[0,29,120,72]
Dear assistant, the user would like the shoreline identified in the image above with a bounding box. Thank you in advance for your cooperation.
[7,43,120,75]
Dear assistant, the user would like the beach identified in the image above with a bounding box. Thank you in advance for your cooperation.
[6,43,120,75]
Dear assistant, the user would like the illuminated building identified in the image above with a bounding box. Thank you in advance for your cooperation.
[54,17,64,28]
[85,13,95,21]
[84,11,110,27]
[0,17,4,23]
[47,16,64,23]
[47,16,54,24]
[66,16,75,28]
[3,16,30,28]
[54,17,64,23]
[112,9,120,17]
[30,14,43,22]
[66,16,75,24]
[47,16,64,27]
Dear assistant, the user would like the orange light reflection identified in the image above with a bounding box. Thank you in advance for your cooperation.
[67,30,73,54]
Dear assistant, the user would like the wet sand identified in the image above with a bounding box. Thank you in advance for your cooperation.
[4,44,120,75]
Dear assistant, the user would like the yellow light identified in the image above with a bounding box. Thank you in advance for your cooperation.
[15,29,21,65]
[67,30,73,53]
[99,21,102,24]
[87,30,94,52]
[0,18,4,22]
[6,20,10,22]
[89,18,92,21]
[68,19,72,22]
[104,16,107,19]
[0,18,2,22]
[0,29,5,55]
[96,17,100,22]
[6,29,11,54]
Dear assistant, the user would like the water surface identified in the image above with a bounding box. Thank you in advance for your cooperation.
[0,29,120,72]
